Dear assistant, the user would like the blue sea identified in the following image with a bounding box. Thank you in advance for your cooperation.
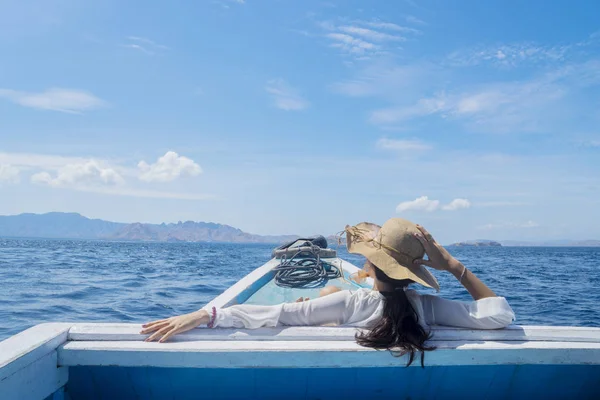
[1,238,599,341]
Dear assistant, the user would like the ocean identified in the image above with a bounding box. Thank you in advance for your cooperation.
[1,238,598,341]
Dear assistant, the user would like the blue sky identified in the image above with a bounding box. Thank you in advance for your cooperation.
[1,0,599,243]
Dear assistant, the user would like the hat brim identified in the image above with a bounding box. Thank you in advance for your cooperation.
[346,223,440,291]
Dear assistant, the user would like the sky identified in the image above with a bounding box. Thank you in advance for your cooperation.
[1,0,599,243]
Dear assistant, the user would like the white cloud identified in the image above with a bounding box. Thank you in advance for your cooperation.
[0,88,106,114]
[1,151,214,201]
[396,196,440,213]
[376,138,431,151]
[138,151,202,182]
[396,196,472,213]
[338,26,404,42]
[0,164,20,183]
[442,198,471,211]
[265,79,310,111]
[31,160,125,187]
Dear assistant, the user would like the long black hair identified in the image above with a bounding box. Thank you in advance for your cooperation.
[355,265,435,367]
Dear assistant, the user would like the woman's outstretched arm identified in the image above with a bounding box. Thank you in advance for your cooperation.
[140,289,357,342]
[412,225,496,300]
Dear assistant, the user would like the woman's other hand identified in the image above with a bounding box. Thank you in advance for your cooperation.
[140,310,209,343]
[412,225,463,274]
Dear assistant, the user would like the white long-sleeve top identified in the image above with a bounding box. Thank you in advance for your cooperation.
[212,288,515,330]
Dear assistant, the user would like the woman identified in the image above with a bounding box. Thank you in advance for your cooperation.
[141,218,515,366]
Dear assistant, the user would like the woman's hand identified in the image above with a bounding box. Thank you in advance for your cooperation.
[140,310,209,343]
[412,225,463,274]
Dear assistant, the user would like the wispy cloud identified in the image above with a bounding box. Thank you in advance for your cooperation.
[359,20,420,34]
[138,151,202,182]
[445,34,600,68]
[396,196,471,213]
[367,59,600,132]
[376,138,431,151]
[0,164,20,183]
[122,36,168,55]
[317,18,420,59]
[265,79,310,111]
[338,26,405,42]
[121,44,154,55]
[0,88,106,114]
[447,43,571,68]
[326,33,379,56]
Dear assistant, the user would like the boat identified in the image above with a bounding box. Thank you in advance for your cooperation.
[1,238,599,399]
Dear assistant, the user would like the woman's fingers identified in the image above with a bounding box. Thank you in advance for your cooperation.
[413,258,433,267]
[416,225,436,243]
[142,319,168,328]
[145,325,172,342]
[413,231,434,251]
[140,322,169,334]
[158,327,180,343]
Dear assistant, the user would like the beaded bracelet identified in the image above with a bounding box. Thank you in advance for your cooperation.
[207,306,217,328]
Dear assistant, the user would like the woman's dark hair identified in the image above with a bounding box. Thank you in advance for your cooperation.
[355,265,435,367]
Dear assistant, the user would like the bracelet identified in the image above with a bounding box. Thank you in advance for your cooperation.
[207,306,217,328]
[459,265,468,284]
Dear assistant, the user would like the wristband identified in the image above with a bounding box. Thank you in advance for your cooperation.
[207,306,217,328]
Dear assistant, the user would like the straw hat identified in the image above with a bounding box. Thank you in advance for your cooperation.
[345,218,440,291]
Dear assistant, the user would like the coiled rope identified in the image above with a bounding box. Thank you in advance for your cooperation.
[273,245,342,288]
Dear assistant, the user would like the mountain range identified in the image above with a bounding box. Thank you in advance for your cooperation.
[0,212,298,244]
[1,213,599,246]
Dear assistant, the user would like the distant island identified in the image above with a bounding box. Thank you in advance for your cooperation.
[449,240,502,247]
[1,212,599,247]
[0,212,299,244]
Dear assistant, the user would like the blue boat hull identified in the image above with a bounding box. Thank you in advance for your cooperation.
[65,364,600,400]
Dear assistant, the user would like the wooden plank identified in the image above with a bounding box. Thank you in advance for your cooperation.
[68,323,600,343]
[58,340,600,368]
[0,351,68,400]
[0,323,70,381]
